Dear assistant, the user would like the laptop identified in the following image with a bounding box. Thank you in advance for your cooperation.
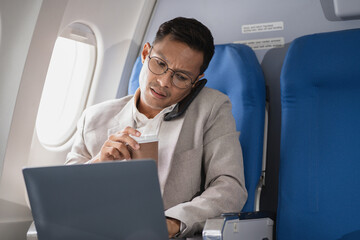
[23,160,168,240]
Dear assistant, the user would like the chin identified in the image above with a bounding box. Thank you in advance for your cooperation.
[144,98,168,110]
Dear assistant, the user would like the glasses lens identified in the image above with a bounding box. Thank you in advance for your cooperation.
[173,72,192,88]
[148,57,167,75]
[148,56,193,89]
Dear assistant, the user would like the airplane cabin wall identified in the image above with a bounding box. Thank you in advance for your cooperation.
[0,0,155,238]
[27,0,155,169]
[0,0,42,180]
[1,0,155,204]
[0,1,45,238]
[0,0,69,206]
[139,0,360,213]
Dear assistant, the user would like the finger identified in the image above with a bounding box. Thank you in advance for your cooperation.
[100,140,124,161]
[108,141,132,160]
[120,126,141,137]
[109,133,140,151]
[100,146,120,161]
[101,145,130,161]
[101,138,133,161]
[103,152,115,161]
[108,146,122,160]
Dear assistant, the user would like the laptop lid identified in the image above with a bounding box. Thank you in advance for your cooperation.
[23,160,168,240]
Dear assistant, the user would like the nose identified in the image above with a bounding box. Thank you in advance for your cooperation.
[157,69,174,87]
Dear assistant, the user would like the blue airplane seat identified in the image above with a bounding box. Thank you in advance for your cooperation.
[128,56,143,95]
[128,44,267,212]
[278,28,360,240]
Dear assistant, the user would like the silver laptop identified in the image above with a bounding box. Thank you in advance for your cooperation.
[23,160,168,240]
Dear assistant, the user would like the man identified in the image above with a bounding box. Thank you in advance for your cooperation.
[66,17,247,239]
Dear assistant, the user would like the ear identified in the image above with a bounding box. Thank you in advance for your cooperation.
[192,73,205,88]
[141,42,151,63]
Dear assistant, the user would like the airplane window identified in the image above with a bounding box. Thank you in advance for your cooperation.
[36,23,96,147]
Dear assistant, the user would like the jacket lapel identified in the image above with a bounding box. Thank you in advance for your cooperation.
[107,98,135,136]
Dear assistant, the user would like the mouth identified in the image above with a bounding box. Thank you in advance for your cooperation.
[150,87,167,99]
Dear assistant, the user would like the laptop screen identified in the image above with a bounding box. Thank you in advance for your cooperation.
[23,160,168,240]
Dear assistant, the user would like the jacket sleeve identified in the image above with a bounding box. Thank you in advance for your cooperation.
[164,94,248,238]
[65,110,97,165]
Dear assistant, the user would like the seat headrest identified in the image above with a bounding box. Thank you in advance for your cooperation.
[204,44,265,120]
[281,28,360,95]
[128,57,143,95]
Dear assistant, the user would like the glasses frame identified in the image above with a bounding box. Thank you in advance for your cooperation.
[147,47,199,89]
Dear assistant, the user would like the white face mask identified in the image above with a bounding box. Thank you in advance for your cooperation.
[139,57,149,92]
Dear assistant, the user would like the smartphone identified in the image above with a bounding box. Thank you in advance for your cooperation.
[164,79,207,121]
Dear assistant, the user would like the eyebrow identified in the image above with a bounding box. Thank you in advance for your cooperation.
[151,48,196,77]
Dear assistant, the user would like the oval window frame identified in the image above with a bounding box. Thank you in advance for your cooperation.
[35,22,97,148]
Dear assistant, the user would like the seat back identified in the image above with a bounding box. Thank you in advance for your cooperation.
[278,29,360,240]
[128,44,266,212]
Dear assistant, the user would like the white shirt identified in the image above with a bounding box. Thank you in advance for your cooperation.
[132,88,176,137]
[132,89,185,235]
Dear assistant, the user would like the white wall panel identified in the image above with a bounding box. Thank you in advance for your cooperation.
[0,0,43,179]
[0,2,155,238]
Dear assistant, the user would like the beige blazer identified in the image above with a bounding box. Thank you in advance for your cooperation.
[66,87,247,238]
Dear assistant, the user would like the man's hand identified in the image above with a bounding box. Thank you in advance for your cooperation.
[93,126,141,163]
[166,217,181,238]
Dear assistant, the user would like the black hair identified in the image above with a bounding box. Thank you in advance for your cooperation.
[153,17,215,75]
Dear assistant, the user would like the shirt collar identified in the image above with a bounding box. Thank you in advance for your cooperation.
[132,88,176,124]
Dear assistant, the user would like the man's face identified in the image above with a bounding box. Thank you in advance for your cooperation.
[138,35,204,117]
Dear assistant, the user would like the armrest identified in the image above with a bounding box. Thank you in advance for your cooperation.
[27,222,38,240]
[203,211,275,240]
[0,199,32,239]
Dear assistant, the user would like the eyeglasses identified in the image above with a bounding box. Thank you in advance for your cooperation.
[147,48,197,89]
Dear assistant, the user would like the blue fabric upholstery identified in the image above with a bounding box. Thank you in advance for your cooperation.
[127,44,266,212]
[128,57,143,95]
[278,28,360,240]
